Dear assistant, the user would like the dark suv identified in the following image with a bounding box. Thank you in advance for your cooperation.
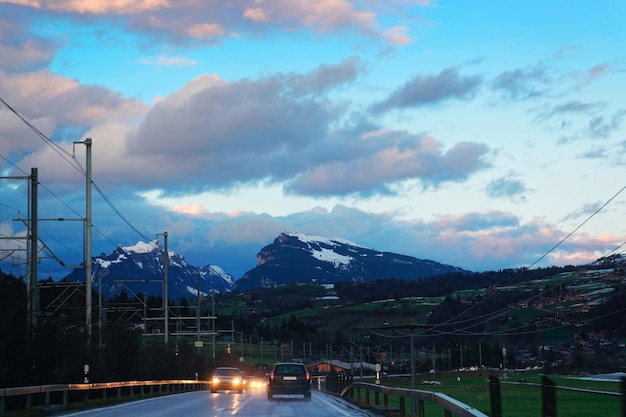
[211,367,244,393]
[267,362,311,400]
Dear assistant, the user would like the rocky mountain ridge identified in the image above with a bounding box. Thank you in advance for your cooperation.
[234,231,467,291]
[62,240,234,299]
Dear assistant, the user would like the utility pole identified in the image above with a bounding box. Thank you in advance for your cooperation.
[196,271,201,341]
[211,291,216,361]
[85,139,92,339]
[98,273,103,350]
[74,138,93,339]
[28,168,38,329]
[163,232,169,346]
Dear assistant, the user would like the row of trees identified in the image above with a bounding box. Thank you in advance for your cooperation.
[0,272,212,387]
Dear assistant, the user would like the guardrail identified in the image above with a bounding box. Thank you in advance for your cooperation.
[340,381,488,417]
[0,379,208,415]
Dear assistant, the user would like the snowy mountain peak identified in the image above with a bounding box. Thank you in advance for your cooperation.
[284,231,367,250]
[63,241,233,298]
[121,240,160,254]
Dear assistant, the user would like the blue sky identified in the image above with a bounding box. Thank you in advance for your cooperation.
[1,0,625,281]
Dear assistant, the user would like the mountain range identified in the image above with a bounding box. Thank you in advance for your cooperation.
[62,232,468,298]
[62,241,233,299]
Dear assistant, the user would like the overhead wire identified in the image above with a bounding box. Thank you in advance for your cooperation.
[368,182,626,344]
[419,182,626,334]
[0,96,83,175]
[0,95,153,272]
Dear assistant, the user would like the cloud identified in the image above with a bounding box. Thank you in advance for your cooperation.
[0,69,148,127]
[2,52,489,198]
[286,134,490,195]
[382,26,412,46]
[433,210,520,232]
[485,175,528,202]
[581,63,609,87]
[121,59,488,197]
[579,145,607,159]
[5,0,421,46]
[0,17,58,71]
[535,100,625,143]
[124,61,355,182]
[185,23,226,39]
[491,65,550,100]
[124,72,335,187]
[6,0,171,14]
[285,56,365,95]
[372,67,482,112]
[153,56,197,67]
[586,110,626,139]
[243,8,269,23]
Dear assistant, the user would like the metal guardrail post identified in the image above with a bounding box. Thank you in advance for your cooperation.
[542,376,556,417]
[418,399,424,417]
[399,396,406,416]
[489,374,502,417]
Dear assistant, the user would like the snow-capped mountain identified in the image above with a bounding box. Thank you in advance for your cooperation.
[62,240,233,299]
[234,232,467,291]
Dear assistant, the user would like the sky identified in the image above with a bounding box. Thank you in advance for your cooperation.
[1,0,625,282]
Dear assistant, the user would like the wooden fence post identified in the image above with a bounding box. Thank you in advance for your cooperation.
[622,376,626,417]
[542,375,556,417]
[489,374,502,417]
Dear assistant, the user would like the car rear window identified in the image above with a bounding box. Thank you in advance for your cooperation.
[275,365,305,375]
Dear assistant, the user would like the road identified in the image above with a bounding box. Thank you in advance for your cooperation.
[59,388,378,417]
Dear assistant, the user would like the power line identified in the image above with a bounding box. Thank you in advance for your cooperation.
[0,96,82,174]
[0,96,153,267]
[421,183,626,332]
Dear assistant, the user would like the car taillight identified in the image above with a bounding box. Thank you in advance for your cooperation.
[269,371,275,382]
[305,370,310,382]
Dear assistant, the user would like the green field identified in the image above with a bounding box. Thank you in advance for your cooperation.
[361,371,623,417]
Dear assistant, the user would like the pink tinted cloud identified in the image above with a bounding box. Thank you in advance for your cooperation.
[0,69,147,126]
[6,0,172,14]
[243,7,269,22]
[382,26,411,45]
[9,0,416,45]
[172,203,208,216]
